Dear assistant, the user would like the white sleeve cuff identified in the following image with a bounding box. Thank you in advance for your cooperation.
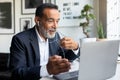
[72,48,79,55]
[40,65,50,77]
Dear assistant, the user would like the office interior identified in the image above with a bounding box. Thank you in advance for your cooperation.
[0,0,120,54]
[0,0,120,80]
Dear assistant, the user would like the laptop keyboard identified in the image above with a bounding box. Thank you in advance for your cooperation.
[53,70,79,80]
[66,77,78,80]
[69,71,78,76]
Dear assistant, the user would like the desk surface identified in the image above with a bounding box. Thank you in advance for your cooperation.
[40,61,120,80]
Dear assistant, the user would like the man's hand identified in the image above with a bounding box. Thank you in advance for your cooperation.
[60,37,79,50]
[47,55,71,75]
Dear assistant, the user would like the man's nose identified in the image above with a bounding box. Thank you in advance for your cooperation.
[53,21,58,28]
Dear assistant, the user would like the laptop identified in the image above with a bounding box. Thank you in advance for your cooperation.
[53,40,120,80]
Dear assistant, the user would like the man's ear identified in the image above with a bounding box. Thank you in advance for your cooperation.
[34,16,40,24]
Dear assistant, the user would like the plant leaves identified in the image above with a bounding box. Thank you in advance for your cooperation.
[97,23,105,38]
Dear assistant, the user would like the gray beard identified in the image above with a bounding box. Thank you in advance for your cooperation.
[37,24,56,39]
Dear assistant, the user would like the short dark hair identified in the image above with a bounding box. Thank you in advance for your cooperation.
[35,3,58,17]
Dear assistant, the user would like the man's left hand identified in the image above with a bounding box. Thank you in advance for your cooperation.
[60,37,79,50]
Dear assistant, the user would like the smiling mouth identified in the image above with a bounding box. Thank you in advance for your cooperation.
[48,28,56,33]
[49,31,56,35]
[50,30,55,32]
[47,30,55,36]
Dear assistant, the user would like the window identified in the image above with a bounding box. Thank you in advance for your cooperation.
[107,0,120,39]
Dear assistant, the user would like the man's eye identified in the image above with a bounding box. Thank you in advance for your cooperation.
[48,20,53,22]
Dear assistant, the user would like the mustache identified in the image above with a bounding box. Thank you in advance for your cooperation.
[47,28,56,32]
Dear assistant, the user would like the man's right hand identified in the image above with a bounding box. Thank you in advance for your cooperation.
[47,55,71,75]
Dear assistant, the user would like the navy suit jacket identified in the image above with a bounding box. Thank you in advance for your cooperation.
[9,27,79,80]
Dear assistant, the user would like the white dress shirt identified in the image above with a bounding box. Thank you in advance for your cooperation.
[36,29,50,77]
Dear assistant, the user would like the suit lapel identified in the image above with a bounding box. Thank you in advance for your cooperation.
[49,40,55,56]
[49,33,60,56]
[29,27,40,65]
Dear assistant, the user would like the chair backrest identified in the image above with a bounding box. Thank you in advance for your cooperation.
[0,53,9,71]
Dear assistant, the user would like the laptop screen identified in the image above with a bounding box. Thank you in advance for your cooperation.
[78,40,120,80]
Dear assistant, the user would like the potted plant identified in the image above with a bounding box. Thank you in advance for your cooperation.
[79,4,96,38]
[97,22,106,41]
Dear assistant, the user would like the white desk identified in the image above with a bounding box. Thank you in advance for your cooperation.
[40,61,120,80]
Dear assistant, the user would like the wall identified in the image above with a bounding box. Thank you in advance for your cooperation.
[99,0,107,36]
[0,0,96,53]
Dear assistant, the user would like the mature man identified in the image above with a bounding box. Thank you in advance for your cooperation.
[9,3,80,80]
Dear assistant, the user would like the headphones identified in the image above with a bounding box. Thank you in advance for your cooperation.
[37,21,40,26]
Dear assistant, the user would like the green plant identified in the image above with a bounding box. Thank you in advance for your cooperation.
[79,4,96,38]
[97,22,105,39]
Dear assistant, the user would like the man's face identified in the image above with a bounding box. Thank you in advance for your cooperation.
[38,8,60,39]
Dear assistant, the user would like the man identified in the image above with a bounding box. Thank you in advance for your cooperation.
[9,3,80,80]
